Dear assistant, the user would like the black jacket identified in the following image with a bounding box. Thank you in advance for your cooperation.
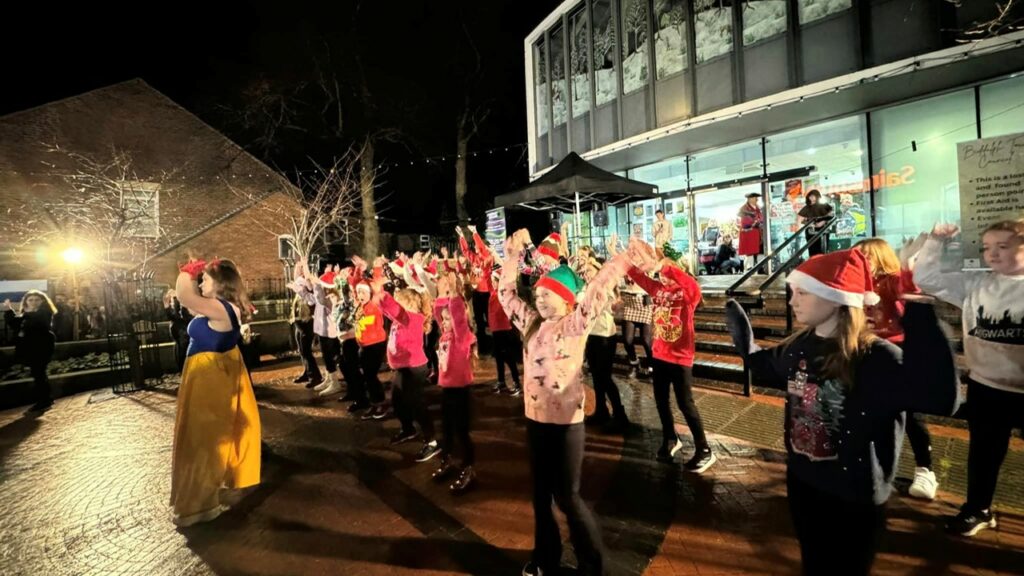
[5,308,56,365]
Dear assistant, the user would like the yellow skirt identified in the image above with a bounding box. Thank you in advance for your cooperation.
[170,346,261,524]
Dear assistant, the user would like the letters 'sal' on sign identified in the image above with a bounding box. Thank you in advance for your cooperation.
[958,132,1024,267]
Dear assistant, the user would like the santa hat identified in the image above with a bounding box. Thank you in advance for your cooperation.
[536,232,562,261]
[786,249,879,308]
[535,264,585,308]
[319,270,337,287]
[388,259,405,276]
[355,280,372,295]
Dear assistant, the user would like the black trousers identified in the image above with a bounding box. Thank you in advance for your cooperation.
[806,231,829,257]
[393,365,435,440]
[472,291,490,353]
[651,359,709,449]
[29,359,52,405]
[340,338,364,399]
[293,321,321,382]
[492,329,521,387]
[528,421,606,576]
[173,334,190,372]
[441,387,474,466]
[586,334,624,418]
[787,473,886,576]
[623,321,653,366]
[319,335,340,374]
[965,380,1024,512]
[359,342,387,404]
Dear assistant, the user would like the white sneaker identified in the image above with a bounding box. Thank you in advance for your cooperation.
[318,378,342,396]
[313,375,333,392]
[909,467,938,500]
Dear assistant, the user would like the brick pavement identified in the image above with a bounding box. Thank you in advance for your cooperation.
[0,357,1022,576]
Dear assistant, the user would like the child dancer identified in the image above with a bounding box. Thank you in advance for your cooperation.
[3,290,57,411]
[329,266,366,410]
[375,275,442,463]
[432,271,478,492]
[854,238,938,500]
[352,268,388,420]
[499,229,637,576]
[914,220,1024,537]
[627,241,714,470]
[581,256,629,433]
[726,248,959,574]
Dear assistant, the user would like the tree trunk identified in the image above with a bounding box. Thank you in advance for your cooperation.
[359,137,380,259]
[455,121,469,225]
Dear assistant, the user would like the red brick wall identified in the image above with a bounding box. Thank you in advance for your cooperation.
[145,192,300,286]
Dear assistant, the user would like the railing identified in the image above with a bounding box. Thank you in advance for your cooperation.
[725,215,839,298]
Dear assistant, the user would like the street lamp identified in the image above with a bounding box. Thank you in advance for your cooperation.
[61,246,87,340]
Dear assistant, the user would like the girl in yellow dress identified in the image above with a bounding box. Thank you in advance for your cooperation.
[170,259,261,527]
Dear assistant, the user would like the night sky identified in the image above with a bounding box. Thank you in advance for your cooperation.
[1,1,560,234]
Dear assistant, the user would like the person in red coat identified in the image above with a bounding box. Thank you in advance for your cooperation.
[737,192,764,271]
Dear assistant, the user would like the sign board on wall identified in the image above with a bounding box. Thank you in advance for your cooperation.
[957,132,1024,267]
[485,208,507,256]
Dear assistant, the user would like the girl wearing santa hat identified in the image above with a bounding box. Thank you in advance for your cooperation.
[499,228,638,576]
[725,248,960,575]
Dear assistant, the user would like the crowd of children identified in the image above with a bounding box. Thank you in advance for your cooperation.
[159,216,1024,575]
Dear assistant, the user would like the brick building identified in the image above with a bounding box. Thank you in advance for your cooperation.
[0,79,301,294]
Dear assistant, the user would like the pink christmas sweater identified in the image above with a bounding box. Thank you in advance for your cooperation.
[498,251,631,424]
[434,296,476,387]
[378,292,428,370]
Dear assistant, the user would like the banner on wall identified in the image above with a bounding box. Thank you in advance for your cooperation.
[957,132,1024,268]
[484,208,507,256]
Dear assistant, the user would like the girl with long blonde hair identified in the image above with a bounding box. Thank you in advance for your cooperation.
[726,248,959,574]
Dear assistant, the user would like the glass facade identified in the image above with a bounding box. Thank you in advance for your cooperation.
[526,2,1024,272]
[871,89,975,246]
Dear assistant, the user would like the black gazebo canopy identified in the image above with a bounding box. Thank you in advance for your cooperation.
[494,152,659,214]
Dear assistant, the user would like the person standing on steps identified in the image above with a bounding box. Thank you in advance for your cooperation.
[798,189,834,258]
[738,192,765,272]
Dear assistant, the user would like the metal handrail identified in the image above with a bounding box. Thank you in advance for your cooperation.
[755,215,839,294]
[725,214,838,296]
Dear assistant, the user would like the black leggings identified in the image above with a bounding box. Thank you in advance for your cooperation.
[441,387,474,466]
[651,359,709,449]
[806,231,829,257]
[425,322,440,376]
[393,365,434,440]
[965,380,1024,513]
[787,473,886,575]
[528,421,606,575]
[586,335,624,418]
[340,338,364,399]
[623,321,653,366]
[905,412,933,469]
[492,329,521,386]
[319,335,340,374]
[358,342,387,404]
[294,321,321,382]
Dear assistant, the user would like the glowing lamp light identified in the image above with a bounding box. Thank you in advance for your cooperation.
[62,247,85,265]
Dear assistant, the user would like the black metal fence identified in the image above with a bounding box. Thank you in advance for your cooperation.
[102,272,165,393]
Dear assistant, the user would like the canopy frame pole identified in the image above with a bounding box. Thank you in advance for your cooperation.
[574,190,582,253]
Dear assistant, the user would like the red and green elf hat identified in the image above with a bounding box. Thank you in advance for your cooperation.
[535,264,585,308]
[536,232,562,261]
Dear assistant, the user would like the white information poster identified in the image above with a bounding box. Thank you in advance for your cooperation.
[957,132,1024,267]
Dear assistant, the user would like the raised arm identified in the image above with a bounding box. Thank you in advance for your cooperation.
[498,230,538,332]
